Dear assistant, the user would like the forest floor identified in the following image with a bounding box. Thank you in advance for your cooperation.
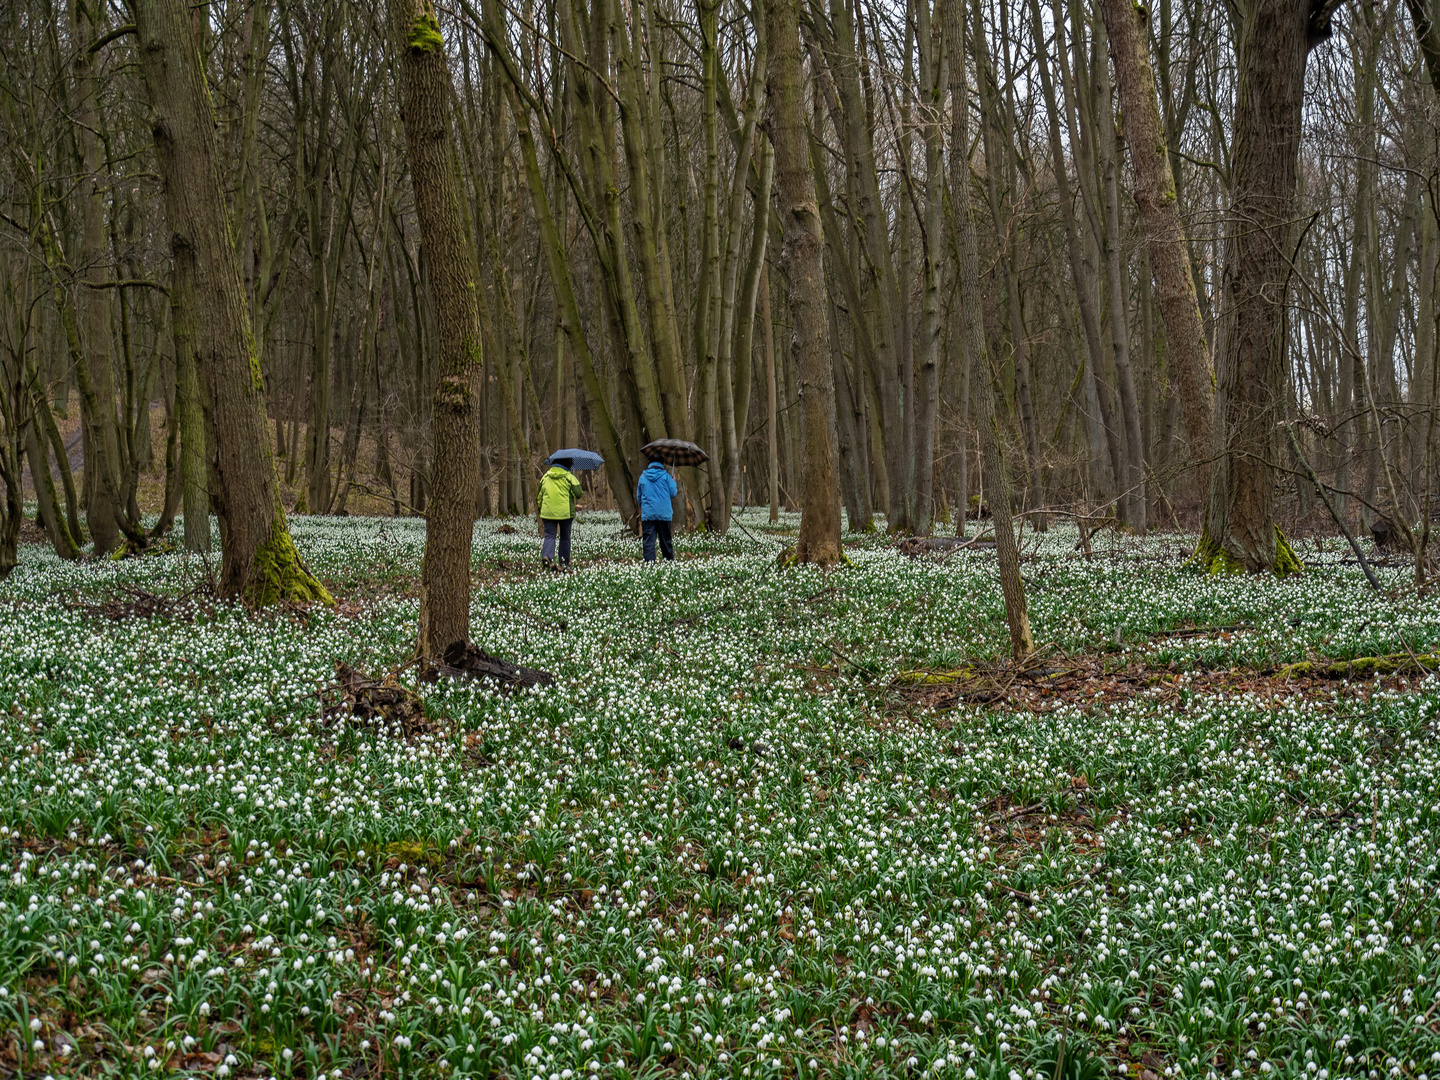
[1,514,1438,1080]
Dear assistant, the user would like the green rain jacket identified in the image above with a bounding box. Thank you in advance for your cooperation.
[537,466,583,520]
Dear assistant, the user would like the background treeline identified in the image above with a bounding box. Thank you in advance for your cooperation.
[2,0,1438,564]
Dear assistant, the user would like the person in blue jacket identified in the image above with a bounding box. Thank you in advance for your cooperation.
[636,460,678,562]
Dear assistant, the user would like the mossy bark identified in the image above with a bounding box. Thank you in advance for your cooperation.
[407,9,444,51]
[1278,653,1440,679]
[895,665,980,686]
[1194,524,1302,577]
[247,512,334,607]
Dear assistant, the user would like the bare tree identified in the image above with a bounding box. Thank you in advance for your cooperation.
[1197,0,1340,574]
[129,0,330,605]
[945,0,1032,657]
[1096,0,1215,497]
[767,0,843,564]
[390,0,486,657]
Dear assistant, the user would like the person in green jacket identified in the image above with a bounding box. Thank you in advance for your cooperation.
[537,458,583,570]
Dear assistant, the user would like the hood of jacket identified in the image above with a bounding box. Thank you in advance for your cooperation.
[636,461,677,520]
[538,466,581,519]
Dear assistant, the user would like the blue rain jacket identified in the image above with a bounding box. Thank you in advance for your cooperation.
[636,461,678,521]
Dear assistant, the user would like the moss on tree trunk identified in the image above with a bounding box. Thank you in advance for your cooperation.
[1194,525,1302,577]
[245,510,335,607]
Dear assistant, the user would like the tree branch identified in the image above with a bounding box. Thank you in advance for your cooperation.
[81,278,169,293]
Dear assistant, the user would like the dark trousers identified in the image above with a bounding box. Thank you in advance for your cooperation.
[642,519,674,562]
[542,518,573,565]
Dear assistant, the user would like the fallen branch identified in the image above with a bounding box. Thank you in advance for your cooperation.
[892,664,979,686]
[1276,652,1440,679]
[1154,623,1248,638]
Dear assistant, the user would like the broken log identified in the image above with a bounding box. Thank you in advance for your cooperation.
[1276,652,1440,680]
[322,662,427,730]
[422,640,556,692]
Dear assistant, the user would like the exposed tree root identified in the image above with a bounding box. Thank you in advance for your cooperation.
[321,662,427,732]
[777,545,851,569]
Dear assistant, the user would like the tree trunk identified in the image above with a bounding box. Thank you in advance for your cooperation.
[1197,0,1333,575]
[1096,0,1215,499]
[766,0,842,565]
[305,260,334,514]
[974,0,1044,531]
[24,419,82,560]
[764,263,781,524]
[1058,0,1128,500]
[153,372,181,539]
[36,374,84,545]
[0,432,19,580]
[392,0,485,656]
[481,6,640,523]
[945,0,1032,658]
[912,0,944,536]
[816,0,910,532]
[723,140,773,525]
[129,0,329,605]
[614,0,691,448]
[1029,0,1109,504]
[811,121,877,531]
[715,69,771,533]
[171,266,211,552]
[829,290,868,531]
[1096,50,1146,531]
[698,6,724,524]
[1409,0,1440,94]
[1337,1,1380,527]
[71,0,124,555]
